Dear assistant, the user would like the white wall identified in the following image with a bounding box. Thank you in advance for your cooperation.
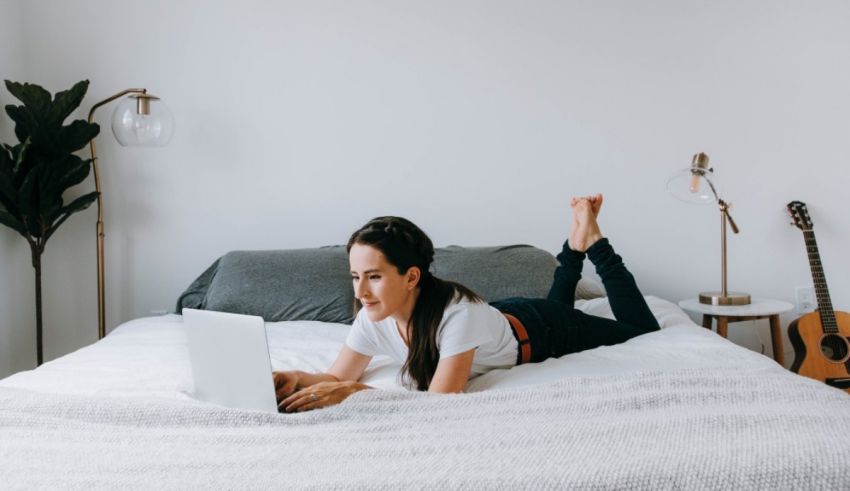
[2,0,848,377]
[0,0,33,377]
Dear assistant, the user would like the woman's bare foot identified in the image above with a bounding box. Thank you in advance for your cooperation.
[589,193,603,217]
[569,196,604,252]
[570,194,604,217]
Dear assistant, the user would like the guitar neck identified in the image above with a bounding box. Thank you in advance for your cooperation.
[803,230,838,333]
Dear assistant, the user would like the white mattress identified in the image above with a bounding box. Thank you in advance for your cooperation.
[0,296,778,397]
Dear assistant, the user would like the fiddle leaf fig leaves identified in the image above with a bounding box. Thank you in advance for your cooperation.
[4,81,52,123]
[0,146,16,209]
[0,80,100,244]
[45,191,99,241]
[58,119,99,154]
[49,81,90,127]
[0,209,25,235]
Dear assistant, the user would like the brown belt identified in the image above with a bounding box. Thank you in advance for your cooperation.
[504,313,531,365]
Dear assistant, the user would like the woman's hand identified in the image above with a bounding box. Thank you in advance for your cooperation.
[273,371,301,402]
[279,381,369,413]
[273,346,373,413]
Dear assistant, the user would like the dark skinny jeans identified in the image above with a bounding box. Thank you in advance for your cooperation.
[489,238,660,364]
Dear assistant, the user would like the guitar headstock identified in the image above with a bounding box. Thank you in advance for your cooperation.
[787,201,813,231]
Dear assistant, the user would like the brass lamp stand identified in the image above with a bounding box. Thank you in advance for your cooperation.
[668,152,751,306]
[87,88,173,339]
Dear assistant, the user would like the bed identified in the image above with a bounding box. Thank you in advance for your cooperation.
[2,245,849,490]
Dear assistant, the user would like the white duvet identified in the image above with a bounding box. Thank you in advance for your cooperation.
[3,296,850,490]
[1,296,775,397]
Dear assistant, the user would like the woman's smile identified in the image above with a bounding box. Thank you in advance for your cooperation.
[349,243,422,326]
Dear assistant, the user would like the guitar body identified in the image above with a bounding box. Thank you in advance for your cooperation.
[788,310,850,394]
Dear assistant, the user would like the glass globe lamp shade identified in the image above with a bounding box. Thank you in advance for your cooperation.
[666,168,718,205]
[110,94,174,147]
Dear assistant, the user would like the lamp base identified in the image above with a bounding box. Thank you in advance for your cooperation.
[699,291,751,306]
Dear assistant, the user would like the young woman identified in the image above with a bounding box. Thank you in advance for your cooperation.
[275,194,660,412]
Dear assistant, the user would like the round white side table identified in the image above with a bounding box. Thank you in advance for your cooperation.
[678,298,794,365]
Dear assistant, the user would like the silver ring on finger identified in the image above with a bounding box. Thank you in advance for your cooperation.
[310,393,318,402]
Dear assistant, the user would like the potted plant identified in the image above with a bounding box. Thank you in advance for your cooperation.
[0,80,100,366]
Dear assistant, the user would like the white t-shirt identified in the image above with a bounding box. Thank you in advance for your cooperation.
[345,296,519,383]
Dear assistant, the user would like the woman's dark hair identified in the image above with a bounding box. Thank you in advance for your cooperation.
[347,216,481,391]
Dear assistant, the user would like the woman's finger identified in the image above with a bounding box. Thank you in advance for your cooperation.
[275,386,291,401]
[284,395,312,413]
[274,379,291,401]
[286,389,324,412]
[282,390,316,412]
[294,401,320,412]
[280,390,301,408]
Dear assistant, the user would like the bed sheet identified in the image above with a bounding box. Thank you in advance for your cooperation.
[0,296,776,398]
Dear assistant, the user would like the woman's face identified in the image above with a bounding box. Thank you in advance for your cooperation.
[349,243,419,323]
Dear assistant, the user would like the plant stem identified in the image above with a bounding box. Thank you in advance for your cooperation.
[30,242,43,366]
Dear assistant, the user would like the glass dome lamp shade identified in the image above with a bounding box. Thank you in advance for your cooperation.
[111,94,174,146]
[666,153,719,205]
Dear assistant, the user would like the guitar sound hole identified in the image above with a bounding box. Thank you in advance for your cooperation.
[820,334,850,362]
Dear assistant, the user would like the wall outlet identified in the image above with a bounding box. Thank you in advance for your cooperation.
[795,286,815,314]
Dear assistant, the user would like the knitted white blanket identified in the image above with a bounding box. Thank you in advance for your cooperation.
[2,366,849,490]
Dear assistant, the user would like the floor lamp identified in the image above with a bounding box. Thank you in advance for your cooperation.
[88,89,174,339]
[667,152,751,306]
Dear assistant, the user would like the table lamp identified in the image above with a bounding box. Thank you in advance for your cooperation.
[88,88,174,339]
[667,152,750,306]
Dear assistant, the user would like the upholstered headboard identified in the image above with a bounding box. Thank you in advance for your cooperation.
[175,244,604,324]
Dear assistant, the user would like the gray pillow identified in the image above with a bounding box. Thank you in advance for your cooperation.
[175,244,606,323]
[202,246,354,324]
[174,258,220,313]
[433,245,605,302]
[433,245,554,301]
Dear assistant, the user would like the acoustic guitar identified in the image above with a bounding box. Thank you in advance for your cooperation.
[786,201,850,393]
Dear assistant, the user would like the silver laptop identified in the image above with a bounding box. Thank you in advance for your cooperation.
[183,308,278,412]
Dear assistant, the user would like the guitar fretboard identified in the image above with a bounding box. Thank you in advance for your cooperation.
[803,230,838,334]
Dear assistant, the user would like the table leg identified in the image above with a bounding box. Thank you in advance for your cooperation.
[701,315,712,330]
[769,315,785,366]
[716,316,728,338]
